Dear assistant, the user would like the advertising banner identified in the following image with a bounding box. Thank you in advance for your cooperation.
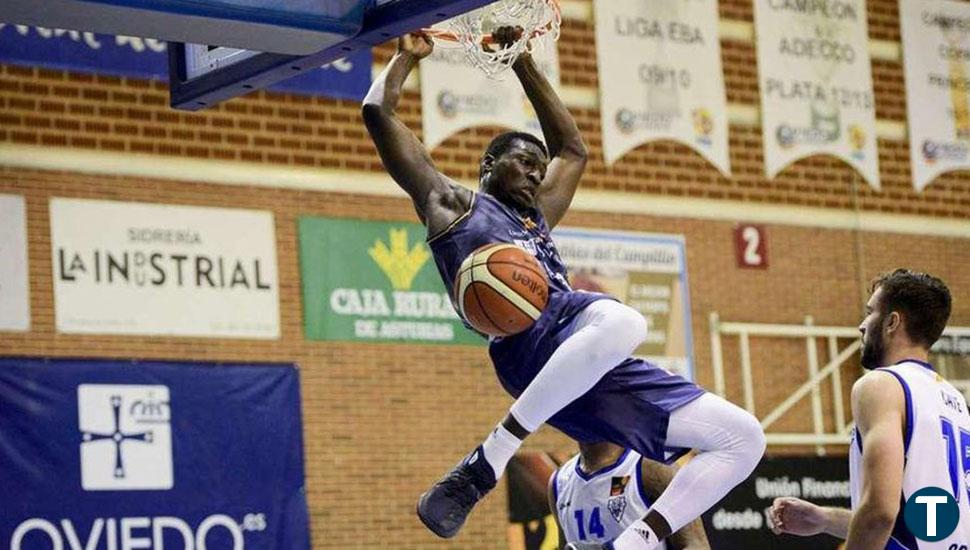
[0,194,30,332]
[755,0,879,188]
[594,0,730,174]
[420,39,561,150]
[554,228,694,380]
[900,0,970,191]
[0,23,371,100]
[50,198,280,338]
[298,216,481,345]
[0,357,311,550]
[701,456,850,549]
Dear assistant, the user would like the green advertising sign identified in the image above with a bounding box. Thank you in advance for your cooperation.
[298,216,483,345]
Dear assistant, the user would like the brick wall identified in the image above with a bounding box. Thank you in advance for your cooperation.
[2,0,970,547]
[2,168,968,547]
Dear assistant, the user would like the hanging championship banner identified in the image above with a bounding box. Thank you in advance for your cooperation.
[755,0,879,189]
[0,194,30,332]
[50,198,280,338]
[594,0,730,175]
[420,40,560,151]
[0,358,311,550]
[298,216,482,345]
[552,228,694,380]
[901,0,970,191]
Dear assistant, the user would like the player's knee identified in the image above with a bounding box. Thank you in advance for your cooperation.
[731,409,766,472]
[706,396,765,468]
[599,301,647,349]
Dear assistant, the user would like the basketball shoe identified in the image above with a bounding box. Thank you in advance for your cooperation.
[416,445,496,538]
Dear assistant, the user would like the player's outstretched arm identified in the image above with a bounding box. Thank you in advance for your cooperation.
[638,459,711,549]
[844,371,905,550]
[361,34,461,225]
[511,46,587,228]
[769,497,851,539]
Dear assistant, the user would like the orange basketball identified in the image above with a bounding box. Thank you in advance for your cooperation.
[455,243,549,337]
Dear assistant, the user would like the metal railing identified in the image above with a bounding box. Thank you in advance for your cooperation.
[709,313,860,455]
[710,314,970,453]
[936,327,970,393]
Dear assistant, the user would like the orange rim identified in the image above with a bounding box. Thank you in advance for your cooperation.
[420,0,560,45]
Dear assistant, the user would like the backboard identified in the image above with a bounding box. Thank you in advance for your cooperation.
[1,0,368,56]
[168,0,500,111]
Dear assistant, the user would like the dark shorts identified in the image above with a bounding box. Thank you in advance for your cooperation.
[488,291,705,463]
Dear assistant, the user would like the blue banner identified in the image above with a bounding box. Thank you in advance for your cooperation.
[0,24,371,100]
[0,358,311,550]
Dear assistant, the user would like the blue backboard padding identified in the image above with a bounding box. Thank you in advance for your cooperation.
[79,0,368,34]
[169,0,500,109]
[0,25,372,101]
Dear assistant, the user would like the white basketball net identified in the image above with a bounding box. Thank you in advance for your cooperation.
[426,0,561,79]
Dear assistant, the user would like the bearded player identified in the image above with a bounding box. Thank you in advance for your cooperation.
[770,270,965,549]
[362,31,765,550]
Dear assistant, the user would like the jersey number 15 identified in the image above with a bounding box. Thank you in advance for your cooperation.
[940,416,970,502]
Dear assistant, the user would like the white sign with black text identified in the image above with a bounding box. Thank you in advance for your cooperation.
[50,198,280,338]
[755,0,879,188]
[901,0,970,191]
[595,0,730,174]
[0,194,30,332]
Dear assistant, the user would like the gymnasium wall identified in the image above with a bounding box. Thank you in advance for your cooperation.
[1,0,969,547]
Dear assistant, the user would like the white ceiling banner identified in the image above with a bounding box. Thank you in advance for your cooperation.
[0,194,30,332]
[50,198,280,339]
[901,0,970,192]
[420,39,561,152]
[594,0,730,175]
[754,0,879,189]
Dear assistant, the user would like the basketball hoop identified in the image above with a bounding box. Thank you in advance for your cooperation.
[422,0,561,79]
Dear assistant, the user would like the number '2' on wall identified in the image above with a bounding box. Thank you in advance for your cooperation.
[735,224,769,269]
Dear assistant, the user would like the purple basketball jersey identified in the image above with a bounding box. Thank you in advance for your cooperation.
[428,192,573,302]
[427,190,705,462]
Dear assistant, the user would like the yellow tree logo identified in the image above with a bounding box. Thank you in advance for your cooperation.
[368,228,431,290]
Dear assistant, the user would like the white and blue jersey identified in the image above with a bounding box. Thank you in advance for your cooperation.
[850,360,970,549]
[552,450,666,548]
[428,191,704,463]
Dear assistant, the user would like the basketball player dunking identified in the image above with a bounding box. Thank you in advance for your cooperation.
[770,270,966,549]
[362,31,765,549]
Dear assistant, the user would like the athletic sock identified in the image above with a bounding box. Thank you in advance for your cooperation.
[480,422,522,477]
[611,519,661,550]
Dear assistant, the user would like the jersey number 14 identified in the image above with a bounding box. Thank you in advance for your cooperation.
[574,507,606,540]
